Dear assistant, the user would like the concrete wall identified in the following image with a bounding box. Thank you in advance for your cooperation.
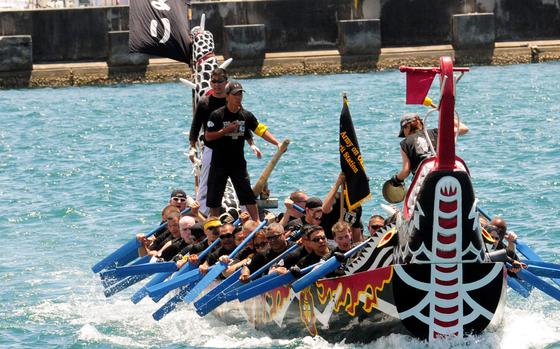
[0,6,127,63]
[0,0,559,63]
[191,0,353,53]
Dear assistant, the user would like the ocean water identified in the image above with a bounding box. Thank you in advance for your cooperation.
[1,62,559,348]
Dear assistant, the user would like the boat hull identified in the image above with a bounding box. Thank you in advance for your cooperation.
[213,262,507,343]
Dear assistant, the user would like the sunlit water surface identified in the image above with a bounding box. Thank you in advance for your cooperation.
[1,62,559,348]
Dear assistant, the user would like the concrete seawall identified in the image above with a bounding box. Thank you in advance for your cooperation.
[21,40,560,88]
[1,0,560,87]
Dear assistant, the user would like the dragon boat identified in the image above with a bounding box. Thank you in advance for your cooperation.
[93,4,560,344]
[206,57,506,342]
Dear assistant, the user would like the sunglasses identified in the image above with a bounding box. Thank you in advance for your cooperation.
[311,235,326,243]
[219,233,234,239]
[370,224,382,231]
[211,78,227,84]
[312,215,322,221]
[254,241,268,249]
[209,227,220,235]
[172,197,186,203]
[266,234,283,241]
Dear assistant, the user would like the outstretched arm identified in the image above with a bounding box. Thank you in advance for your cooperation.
[322,172,345,214]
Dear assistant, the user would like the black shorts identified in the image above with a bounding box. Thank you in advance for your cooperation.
[206,164,256,208]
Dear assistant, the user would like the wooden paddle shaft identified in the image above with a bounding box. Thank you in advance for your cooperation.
[252,139,290,196]
[339,181,345,222]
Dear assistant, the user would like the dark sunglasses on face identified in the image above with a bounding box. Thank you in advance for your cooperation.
[312,215,322,221]
[370,224,382,231]
[172,197,186,203]
[266,234,282,241]
[209,227,220,235]
[311,235,326,243]
[211,78,227,84]
[220,232,234,239]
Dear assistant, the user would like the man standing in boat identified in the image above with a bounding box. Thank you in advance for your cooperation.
[390,112,469,185]
[188,68,261,216]
[205,80,282,222]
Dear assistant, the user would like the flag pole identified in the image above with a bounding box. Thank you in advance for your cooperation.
[339,91,348,222]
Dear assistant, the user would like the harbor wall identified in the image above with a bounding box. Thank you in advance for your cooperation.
[0,0,559,63]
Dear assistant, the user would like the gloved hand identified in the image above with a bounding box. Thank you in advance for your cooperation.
[389,174,404,187]
[333,251,346,262]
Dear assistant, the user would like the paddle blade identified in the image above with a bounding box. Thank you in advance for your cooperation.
[92,238,141,273]
[193,269,242,310]
[146,267,203,300]
[292,257,340,292]
[225,273,278,302]
[195,293,226,316]
[114,261,177,278]
[508,277,531,298]
[100,255,152,289]
[237,272,296,302]
[152,285,193,321]
[517,269,560,302]
[103,273,149,298]
[182,262,227,304]
[131,270,174,304]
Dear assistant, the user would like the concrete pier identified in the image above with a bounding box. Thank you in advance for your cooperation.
[0,35,32,88]
[223,24,266,65]
[452,13,495,64]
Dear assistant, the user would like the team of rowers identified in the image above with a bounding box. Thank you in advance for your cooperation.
[135,176,387,284]
[135,178,526,289]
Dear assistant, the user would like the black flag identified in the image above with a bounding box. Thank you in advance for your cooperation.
[339,94,371,211]
[129,0,192,64]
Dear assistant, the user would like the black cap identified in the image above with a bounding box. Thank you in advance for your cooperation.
[170,189,187,198]
[305,197,323,210]
[398,113,420,137]
[225,80,244,94]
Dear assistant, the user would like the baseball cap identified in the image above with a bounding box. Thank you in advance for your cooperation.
[225,80,244,94]
[170,189,187,199]
[305,197,323,210]
[204,218,222,230]
[398,113,420,137]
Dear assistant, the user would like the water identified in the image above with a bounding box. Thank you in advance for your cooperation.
[1,62,559,348]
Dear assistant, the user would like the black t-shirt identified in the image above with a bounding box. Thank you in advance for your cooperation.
[285,217,314,232]
[150,230,172,251]
[400,128,438,175]
[206,106,259,165]
[206,245,235,266]
[320,196,363,240]
[297,251,325,269]
[159,237,187,261]
[189,94,227,145]
[277,245,309,269]
[247,242,295,274]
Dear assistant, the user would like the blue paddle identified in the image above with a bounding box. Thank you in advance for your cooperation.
[513,266,560,302]
[181,220,268,304]
[291,238,371,292]
[146,238,222,300]
[521,259,560,270]
[152,280,200,321]
[130,238,209,304]
[237,264,317,302]
[479,207,560,286]
[92,207,192,273]
[508,277,531,298]
[101,255,151,289]
[103,273,151,298]
[195,243,301,316]
[101,261,178,279]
